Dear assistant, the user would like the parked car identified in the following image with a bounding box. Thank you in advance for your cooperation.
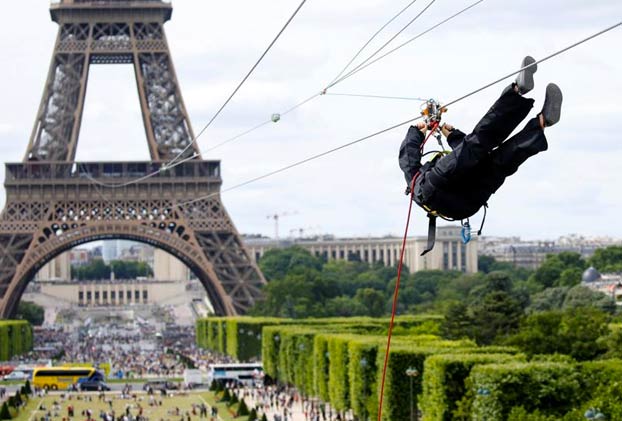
[2,371,28,381]
[142,380,179,392]
[79,380,110,391]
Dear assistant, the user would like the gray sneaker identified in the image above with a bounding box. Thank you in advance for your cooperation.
[541,83,563,126]
[515,56,537,94]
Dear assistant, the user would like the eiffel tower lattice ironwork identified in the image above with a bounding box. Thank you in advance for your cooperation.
[0,0,266,317]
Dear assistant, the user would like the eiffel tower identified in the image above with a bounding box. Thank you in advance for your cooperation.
[0,0,266,317]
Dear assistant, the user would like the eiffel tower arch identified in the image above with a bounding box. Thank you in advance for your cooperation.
[0,0,266,318]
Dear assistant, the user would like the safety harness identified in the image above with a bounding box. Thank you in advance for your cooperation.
[406,99,488,255]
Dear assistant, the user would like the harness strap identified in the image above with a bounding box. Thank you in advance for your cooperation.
[421,213,437,256]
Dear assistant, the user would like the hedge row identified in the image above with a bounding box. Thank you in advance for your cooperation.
[0,321,33,361]
[466,359,622,420]
[196,315,443,361]
[260,323,513,420]
[199,317,560,420]
[420,353,524,420]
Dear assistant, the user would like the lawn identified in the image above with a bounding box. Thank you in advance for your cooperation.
[11,391,242,421]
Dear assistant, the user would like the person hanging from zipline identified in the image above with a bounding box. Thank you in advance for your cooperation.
[398,56,563,253]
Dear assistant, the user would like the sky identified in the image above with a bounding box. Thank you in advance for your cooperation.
[0,0,620,241]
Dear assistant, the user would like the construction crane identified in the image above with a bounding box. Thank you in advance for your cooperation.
[289,225,321,239]
[266,211,298,241]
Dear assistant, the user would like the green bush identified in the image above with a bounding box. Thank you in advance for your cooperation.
[348,337,381,420]
[376,346,449,421]
[221,388,231,403]
[237,398,249,416]
[466,362,583,420]
[313,334,331,402]
[421,353,521,421]
[262,326,283,378]
[226,318,266,361]
[328,335,351,411]
[0,402,10,420]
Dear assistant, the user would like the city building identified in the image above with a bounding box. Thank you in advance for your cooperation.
[153,249,191,281]
[244,226,479,273]
[478,234,622,269]
[581,267,622,305]
[35,252,71,281]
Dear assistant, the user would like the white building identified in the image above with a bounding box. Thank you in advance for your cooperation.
[245,226,478,273]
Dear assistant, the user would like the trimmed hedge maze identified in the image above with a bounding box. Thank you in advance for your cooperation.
[196,317,622,420]
[0,320,33,361]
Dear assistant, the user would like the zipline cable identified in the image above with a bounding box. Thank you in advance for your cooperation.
[81,152,199,188]
[80,0,475,188]
[328,0,485,88]
[324,92,428,102]
[329,0,422,85]
[167,0,310,166]
[204,0,479,155]
[204,92,322,153]
[443,20,622,108]
[328,0,437,88]
[174,21,621,209]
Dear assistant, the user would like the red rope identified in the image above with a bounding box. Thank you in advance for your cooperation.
[377,122,439,421]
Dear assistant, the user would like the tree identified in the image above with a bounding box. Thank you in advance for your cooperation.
[589,246,622,272]
[527,287,569,313]
[237,399,250,416]
[0,402,10,420]
[441,272,523,345]
[221,388,231,402]
[24,380,32,395]
[247,408,258,421]
[530,252,586,289]
[16,301,44,326]
[470,291,523,345]
[441,302,473,340]
[562,285,615,314]
[258,247,322,281]
[324,296,367,317]
[506,307,609,360]
[354,288,385,317]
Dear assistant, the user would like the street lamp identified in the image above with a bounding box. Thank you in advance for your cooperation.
[405,367,419,421]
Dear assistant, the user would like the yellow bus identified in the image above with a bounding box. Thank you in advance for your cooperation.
[32,367,102,390]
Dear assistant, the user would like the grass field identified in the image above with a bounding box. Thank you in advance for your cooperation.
[10,391,242,421]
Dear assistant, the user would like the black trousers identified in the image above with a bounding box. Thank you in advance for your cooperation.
[416,87,548,220]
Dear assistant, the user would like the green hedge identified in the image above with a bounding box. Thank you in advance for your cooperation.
[328,335,352,412]
[313,334,331,402]
[421,353,522,421]
[467,362,583,420]
[225,319,268,361]
[262,326,282,379]
[474,359,622,420]
[377,345,452,421]
[0,321,32,361]
[196,315,445,359]
[348,336,381,420]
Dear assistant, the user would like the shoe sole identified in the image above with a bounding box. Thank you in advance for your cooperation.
[543,83,563,126]
[516,56,537,94]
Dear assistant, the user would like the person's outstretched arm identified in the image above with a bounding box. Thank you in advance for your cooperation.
[399,123,426,185]
[442,123,466,149]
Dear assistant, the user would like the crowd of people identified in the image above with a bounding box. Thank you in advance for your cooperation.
[10,322,231,379]
[231,384,355,421]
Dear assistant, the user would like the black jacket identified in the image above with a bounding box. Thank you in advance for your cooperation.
[398,125,476,220]
[398,125,466,186]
